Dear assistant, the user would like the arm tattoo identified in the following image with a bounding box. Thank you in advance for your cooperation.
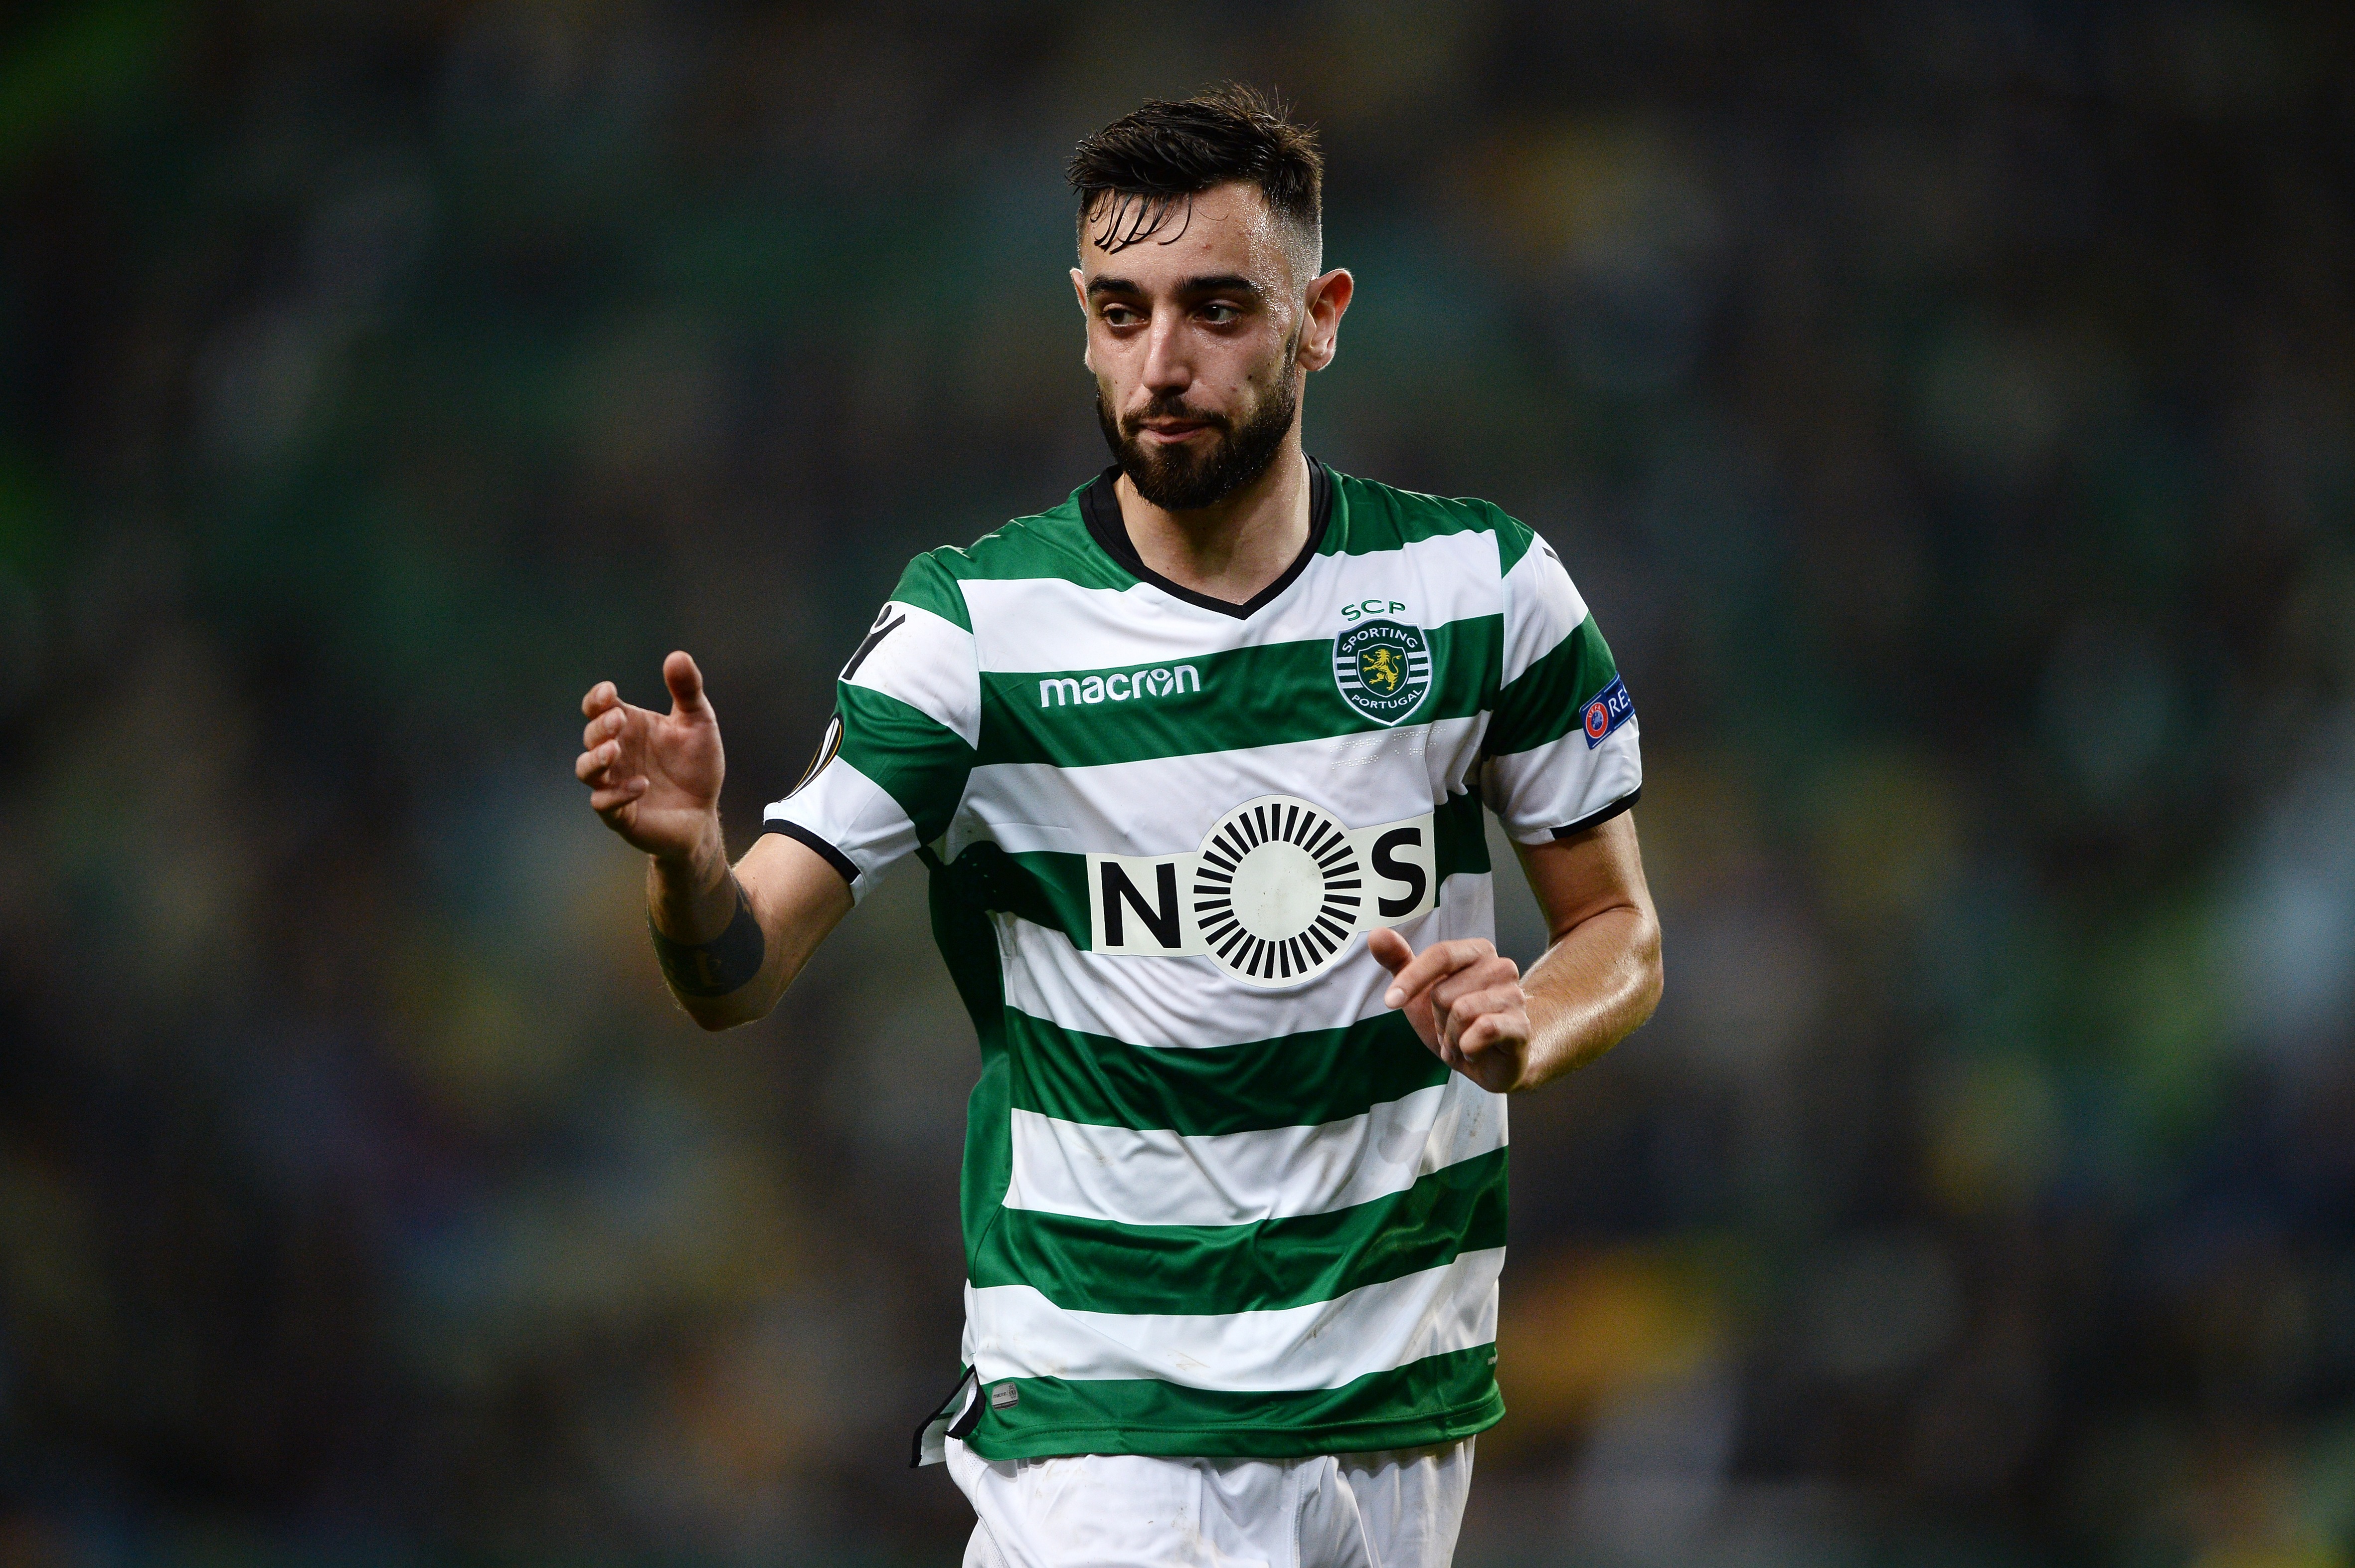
[649,879,766,998]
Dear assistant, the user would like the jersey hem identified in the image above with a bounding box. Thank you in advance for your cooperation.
[961,1390,1506,1462]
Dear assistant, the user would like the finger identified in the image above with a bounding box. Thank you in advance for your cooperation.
[1381,939,1496,1009]
[582,680,619,718]
[1422,951,1516,1003]
[1429,958,1518,1017]
[1440,986,1524,1052]
[1406,938,1500,991]
[577,737,630,783]
[664,651,713,722]
[1367,928,1414,976]
[590,777,650,816]
[1456,1005,1530,1058]
[1430,970,1521,1045]
[582,703,633,751]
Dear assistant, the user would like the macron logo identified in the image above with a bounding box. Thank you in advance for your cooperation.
[1039,665,1200,707]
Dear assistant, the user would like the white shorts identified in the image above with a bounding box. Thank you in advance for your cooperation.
[946,1435,1474,1568]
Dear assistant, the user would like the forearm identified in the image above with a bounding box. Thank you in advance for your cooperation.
[646,813,735,942]
[647,829,852,1030]
[1374,816,1661,1095]
[1515,902,1663,1090]
[644,817,777,1028]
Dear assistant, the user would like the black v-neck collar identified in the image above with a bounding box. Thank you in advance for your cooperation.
[1080,457,1333,620]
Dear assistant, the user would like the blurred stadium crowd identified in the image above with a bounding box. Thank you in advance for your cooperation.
[2,1,2352,1564]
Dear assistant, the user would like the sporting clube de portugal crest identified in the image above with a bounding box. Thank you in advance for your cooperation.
[1332,619,1434,726]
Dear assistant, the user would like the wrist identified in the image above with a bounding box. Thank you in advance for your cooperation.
[654,812,729,891]
[650,878,766,1000]
[647,814,730,940]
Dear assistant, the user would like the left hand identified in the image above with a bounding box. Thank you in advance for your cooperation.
[1367,930,1533,1093]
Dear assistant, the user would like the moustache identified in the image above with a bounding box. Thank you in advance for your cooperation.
[1121,398,1231,436]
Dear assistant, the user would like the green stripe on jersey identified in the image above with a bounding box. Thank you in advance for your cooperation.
[925,497,1132,595]
[834,683,973,842]
[1489,613,1619,756]
[936,474,1520,592]
[1005,1007,1447,1135]
[919,472,1535,594]
[1492,510,1541,577]
[1432,784,1491,882]
[977,616,1501,770]
[923,856,1015,1265]
[1324,473,1518,561]
[886,551,975,631]
[962,1344,1505,1461]
[974,1148,1507,1315]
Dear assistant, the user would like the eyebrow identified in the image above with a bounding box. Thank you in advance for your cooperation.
[1085,273,1265,301]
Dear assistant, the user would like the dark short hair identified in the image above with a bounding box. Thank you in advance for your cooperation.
[1068,84,1323,258]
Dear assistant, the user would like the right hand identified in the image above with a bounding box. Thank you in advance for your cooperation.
[577,651,725,861]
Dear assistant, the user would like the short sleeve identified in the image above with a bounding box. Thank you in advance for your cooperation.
[763,553,979,899]
[1478,526,1642,843]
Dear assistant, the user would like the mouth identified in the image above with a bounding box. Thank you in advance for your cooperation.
[1133,419,1214,445]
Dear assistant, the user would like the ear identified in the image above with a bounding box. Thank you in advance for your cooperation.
[1297,268,1354,374]
[1070,267,1095,371]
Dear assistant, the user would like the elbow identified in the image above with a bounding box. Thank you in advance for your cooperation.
[675,959,796,1032]
[1629,909,1665,1028]
[680,994,766,1033]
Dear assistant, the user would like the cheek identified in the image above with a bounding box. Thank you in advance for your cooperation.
[1083,332,1127,383]
[1256,329,1302,386]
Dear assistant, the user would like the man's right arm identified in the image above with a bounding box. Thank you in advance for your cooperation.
[579,650,852,1030]
[641,825,852,1030]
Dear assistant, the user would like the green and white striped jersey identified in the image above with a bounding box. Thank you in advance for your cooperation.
[765,461,1640,1461]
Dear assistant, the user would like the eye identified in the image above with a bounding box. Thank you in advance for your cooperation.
[1200,302,1240,324]
[1100,303,1142,328]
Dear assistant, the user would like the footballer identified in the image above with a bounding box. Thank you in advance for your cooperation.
[576,85,1662,1568]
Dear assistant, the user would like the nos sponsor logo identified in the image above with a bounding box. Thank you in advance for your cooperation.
[1087,794,1438,989]
[1039,665,1199,706]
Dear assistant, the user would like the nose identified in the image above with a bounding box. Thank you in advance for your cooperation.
[1140,313,1191,400]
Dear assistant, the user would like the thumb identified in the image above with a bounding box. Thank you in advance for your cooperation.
[1366,927,1413,976]
[663,651,713,721]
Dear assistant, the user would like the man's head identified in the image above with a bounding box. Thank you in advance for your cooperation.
[1069,86,1352,513]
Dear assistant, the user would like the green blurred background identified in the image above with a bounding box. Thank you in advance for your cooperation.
[3,1,2353,1564]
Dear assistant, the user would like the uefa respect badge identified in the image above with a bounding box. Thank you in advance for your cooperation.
[1331,619,1433,726]
[1581,674,1635,748]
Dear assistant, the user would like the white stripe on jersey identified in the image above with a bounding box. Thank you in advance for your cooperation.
[1482,725,1642,844]
[958,529,1509,674]
[762,756,917,899]
[964,1247,1505,1391]
[1499,531,1591,687]
[946,720,1490,861]
[846,599,981,744]
[1003,1080,1507,1227]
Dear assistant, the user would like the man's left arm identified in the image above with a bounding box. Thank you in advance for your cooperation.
[1368,811,1662,1093]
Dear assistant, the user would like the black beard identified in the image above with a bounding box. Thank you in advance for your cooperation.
[1096,369,1299,513]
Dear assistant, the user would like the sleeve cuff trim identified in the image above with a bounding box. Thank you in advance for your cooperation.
[761,819,859,886]
[1548,786,1641,840]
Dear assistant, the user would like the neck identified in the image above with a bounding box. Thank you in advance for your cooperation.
[1115,430,1311,607]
